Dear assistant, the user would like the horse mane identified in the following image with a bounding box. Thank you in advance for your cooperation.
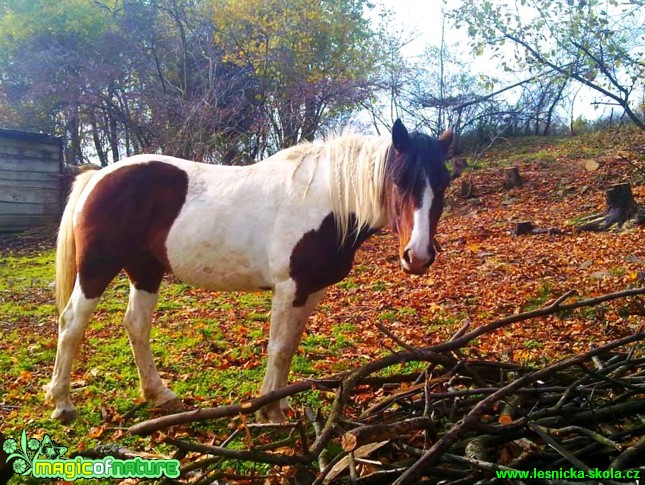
[277,132,392,243]
[321,134,391,243]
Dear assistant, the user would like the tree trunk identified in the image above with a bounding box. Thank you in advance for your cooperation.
[460,178,474,198]
[109,114,120,164]
[451,157,468,180]
[544,79,568,136]
[89,112,108,167]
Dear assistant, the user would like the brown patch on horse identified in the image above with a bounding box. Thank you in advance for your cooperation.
[289,213,375,307]
[389,190,416,261]
[75,161,189,298]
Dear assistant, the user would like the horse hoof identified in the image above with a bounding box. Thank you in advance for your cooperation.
[51,407,77,424]
[159,398,184,414]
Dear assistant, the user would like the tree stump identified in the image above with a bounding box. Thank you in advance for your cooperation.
[605,183,637,217]
[578,182,644,231]
[451,157,468,180]
[512,221,534,236]
[504,166,522,188]
[460,178,475,198]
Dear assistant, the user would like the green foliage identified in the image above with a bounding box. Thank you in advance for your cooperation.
[0,0,382,163]
[524,339,544,349]
[212,0,379,147]
[337,278,359,290]
[213,0,374,82]
[0,0,120,136]
[378,310,397,321]
[572,116,593,134]
[522,149,556,164]
[525,281,554,311]
[0,0,116,43]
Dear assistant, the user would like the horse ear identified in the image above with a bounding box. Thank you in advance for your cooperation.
[392,119,410,152]
[438,130,453,157]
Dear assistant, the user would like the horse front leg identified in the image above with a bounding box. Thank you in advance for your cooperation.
[258,283,327,422]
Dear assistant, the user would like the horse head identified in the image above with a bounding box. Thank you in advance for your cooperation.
[386,119,452,275]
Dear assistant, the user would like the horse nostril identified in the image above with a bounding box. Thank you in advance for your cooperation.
[403,248,412,264]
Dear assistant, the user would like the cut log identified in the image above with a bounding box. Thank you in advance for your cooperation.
[504,166,522,188]
[583,159,600,171]
[605,183,636,216]
[578,182,644,231]
[512,222,561,236]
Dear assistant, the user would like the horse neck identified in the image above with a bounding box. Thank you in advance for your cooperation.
[325,135,391,242]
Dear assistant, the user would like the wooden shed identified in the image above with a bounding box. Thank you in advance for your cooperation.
[0,129,63,232]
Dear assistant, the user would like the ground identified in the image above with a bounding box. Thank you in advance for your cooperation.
[0,128,644,483]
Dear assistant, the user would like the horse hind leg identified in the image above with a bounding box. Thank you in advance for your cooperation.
[46,280,100,423]
[123,257,183,412]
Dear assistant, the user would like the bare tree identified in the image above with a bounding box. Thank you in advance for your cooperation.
[450,0,645,130]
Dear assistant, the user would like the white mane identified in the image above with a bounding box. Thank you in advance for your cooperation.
[278,132,392,243]
[321,134,391,243]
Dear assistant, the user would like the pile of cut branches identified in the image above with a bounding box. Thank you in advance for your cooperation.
[125,288,645,484]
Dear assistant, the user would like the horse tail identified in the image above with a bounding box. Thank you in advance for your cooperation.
[55,169,98,313]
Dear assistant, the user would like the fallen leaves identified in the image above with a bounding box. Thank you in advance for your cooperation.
[0,129,644,481]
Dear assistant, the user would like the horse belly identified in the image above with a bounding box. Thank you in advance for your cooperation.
[165,229,272,292]
[161,164,282,291]
[167,245,271,291]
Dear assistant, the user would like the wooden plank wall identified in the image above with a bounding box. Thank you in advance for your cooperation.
[0,133,62,232]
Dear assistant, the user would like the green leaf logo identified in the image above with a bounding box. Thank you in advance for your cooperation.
[3,430,38,476]
[2,438,17,454]
[13,458,28,474]
[27,438,40,451]
[36,435,67,461]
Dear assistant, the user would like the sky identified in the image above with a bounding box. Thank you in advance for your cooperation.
[374,0,618,123]
[387,1,500,79]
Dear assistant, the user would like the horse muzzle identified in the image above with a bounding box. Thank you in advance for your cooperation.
[400,248,435,275]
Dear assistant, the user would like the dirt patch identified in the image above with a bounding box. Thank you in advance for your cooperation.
[0,225,58,256]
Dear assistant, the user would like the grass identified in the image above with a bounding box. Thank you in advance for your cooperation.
[469,127,638,171]
[0,247,368,484]
[0,249,305,483]
[336,278,358,290]
[521,149,556,164]
[378,310,396,321]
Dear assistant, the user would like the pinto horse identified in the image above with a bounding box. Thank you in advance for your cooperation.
[46,119,452,423]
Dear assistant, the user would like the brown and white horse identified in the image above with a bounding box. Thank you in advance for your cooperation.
[46,119,452,423]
